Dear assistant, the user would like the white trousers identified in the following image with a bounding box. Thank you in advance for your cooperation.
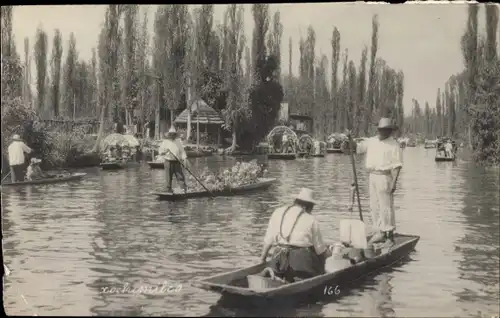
[369,173,396,232]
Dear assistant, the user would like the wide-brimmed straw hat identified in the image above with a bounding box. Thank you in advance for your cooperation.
[377,118,396,130]
[30,158,42,164]
[12,134,22,141]
[295,188,316,205]
[166,126,177,139]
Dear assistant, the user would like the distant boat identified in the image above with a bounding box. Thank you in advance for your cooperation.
[268,153,297,160]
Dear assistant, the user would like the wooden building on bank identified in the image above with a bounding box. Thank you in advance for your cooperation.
[174,98,224,145]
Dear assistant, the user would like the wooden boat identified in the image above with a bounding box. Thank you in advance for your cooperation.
[311,153,325,158]
[267,153,296,160]
[424,144,436,149]
[186,149,213,158]
[148,161,165,169]
[100,161,125,170]
[326,147,342,154]
[435,155,456,162]
[193,233,419,304]
[297,152,310,158]
[153,177,277,201]
[2,173,86,187]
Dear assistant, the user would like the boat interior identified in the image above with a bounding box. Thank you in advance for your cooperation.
[197,234,420,293]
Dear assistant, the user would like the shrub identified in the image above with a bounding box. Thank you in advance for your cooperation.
[1,98,53,167]
[1,97,97,169]
[45,125,94,168]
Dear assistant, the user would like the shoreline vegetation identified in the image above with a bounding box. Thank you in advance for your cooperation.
[1,4,498,174]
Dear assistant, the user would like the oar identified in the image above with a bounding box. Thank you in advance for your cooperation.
[165,149,214,197]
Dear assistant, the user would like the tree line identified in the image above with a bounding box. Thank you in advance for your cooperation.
[283,15,405,139]
[4,6,411,151]
[2,5,287,152]
[404,4,499,165]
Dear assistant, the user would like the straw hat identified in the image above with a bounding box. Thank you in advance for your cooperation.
[295,188,316,205]
[12,134,22,141]
[166,126,177,139]
[30,158,42,164]
[377,118,396,130]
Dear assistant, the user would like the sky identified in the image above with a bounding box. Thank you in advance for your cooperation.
[11,3,495,116]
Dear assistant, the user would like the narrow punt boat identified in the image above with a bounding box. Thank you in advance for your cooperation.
[193,233,419,304]
[267,153,296,160]
[2,172,86,187]
[147,161,164,169]
[326,148,342,154]
[435,155,456,162]
[100,161,140,170]
[153,177,277,201]
[100,162,125,170]
[311,153,325,158]
[297,152,310,158]
[186,150,213,158]
[424,144,436,149]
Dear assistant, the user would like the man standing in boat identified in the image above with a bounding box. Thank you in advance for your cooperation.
[159,127,188,194]
[347,118,403,248]
[7,134,32,183]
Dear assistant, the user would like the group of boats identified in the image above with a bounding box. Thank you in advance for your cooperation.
[1,129,423,309]
[265,126,361,160]
[397,137,459,162]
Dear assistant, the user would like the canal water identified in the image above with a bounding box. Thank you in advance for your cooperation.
[2,147,499,317]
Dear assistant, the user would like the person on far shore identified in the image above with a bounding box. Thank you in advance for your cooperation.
[159,127,188,193]
[7,134,32,183]
[346,117,403,249]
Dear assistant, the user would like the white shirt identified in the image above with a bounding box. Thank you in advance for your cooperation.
[8,141,32,166]
[445,143,453,152]
[158,138,187,162]
[356,136,403,172]
[263,205,327,255]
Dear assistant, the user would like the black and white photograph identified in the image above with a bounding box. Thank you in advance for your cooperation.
[1,2,499,317]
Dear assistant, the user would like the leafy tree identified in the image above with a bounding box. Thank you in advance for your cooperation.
[34,27,48,114]
[50,29,63,117]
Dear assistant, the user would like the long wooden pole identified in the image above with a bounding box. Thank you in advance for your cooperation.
[347,134,363,221]
[346,112,363,221]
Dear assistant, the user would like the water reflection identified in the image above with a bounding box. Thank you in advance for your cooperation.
[2,150,499,316]
[454,165,500,317]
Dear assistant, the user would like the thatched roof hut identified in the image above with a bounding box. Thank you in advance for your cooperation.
[174,98,224,125]
[174,98,224,145]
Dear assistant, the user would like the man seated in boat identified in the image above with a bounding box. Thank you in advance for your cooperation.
[121,144,131,161]
[259,188,332,283]
[105,146,117,162]
[437,141,445,156]
[26,158,47,181]
[159,127,188,193]
[286,138,296,154]
[281,134,289,153]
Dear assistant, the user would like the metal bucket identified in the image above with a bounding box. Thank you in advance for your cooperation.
[247,267,285,290]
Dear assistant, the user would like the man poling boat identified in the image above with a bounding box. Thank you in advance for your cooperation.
[158,127,188,194]
[346,117,403,249]
[259,188,333,283]
[7,134,32,183]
